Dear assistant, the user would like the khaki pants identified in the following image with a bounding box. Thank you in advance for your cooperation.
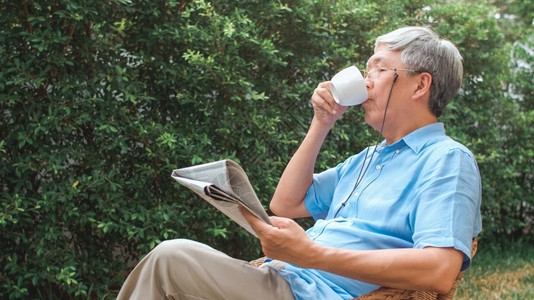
[117,239,295,300]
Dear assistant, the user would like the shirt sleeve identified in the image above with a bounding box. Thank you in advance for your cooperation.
[304,150,373,221]
[411,145,482,271]
[304,167,339,220]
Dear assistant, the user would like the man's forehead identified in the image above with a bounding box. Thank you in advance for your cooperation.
[366,56,384,67]
[366,49,401,67]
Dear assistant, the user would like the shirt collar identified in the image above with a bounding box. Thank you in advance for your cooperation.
[402,122,446,154]
[377,122,446,154]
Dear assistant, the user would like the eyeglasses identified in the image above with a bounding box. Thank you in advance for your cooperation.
[362,66,418,82]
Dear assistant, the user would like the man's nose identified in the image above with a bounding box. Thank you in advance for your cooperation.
[365,77,374,89]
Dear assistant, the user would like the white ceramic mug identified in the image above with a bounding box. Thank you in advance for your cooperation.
[330,66,368,106]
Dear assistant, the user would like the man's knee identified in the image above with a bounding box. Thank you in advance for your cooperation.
[154,238,195,252]
[150,239,202,260]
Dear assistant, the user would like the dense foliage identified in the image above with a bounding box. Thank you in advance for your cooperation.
[1,0,532,298]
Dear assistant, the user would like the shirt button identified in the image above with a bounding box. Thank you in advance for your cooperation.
[310,232,317,237]
[376,165,381,170]
[396,149,400,154]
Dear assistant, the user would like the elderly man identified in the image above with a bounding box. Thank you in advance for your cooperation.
[118,26,481,300]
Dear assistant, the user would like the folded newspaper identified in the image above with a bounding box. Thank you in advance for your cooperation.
[171,159,273,237]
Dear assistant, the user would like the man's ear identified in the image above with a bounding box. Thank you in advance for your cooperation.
[412,72,432,101]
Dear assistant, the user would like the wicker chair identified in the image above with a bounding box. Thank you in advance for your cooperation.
[250,239,478,300]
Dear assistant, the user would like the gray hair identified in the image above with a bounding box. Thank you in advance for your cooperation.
[375,26,463,117]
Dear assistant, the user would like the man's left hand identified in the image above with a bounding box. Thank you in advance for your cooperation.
[239,206,318,267]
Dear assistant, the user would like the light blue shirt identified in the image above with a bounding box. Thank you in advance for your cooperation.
[273,123,482,300]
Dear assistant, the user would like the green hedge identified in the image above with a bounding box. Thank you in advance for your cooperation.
[1,0,532,298]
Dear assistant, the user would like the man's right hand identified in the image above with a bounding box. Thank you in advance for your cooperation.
[311,81,348,128]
